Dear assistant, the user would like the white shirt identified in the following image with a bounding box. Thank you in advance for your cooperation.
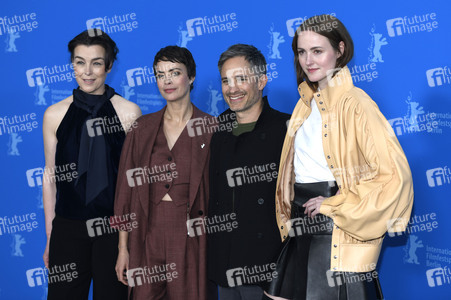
[294,99,335,183]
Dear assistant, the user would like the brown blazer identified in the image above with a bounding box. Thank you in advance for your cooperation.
[114,104,215,299]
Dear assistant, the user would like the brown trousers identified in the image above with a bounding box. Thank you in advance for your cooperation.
[131,200,201,300]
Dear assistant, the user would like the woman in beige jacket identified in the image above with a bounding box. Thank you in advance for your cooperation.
[264,15,413,300]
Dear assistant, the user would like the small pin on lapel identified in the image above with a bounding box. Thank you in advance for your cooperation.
[201,143,205,148]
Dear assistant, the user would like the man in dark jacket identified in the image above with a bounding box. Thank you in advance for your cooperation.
[207,44,290,299]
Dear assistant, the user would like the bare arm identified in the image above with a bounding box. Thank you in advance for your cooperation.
[112,97,141,285]
[42,99,71,268]
[116,231,129,285]
[111,95,142,134]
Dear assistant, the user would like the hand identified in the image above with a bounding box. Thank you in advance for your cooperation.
[302,189,340,218]
[264,291,290,300]
[303,196,326,218]
[115,249,129,286]
[43,239,50,269]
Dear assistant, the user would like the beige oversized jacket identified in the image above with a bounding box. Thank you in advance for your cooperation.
[276,66,414,272]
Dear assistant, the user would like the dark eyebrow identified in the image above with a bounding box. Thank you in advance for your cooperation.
[297,46,324,51]
[157,67,182,73]
[221,74,247,80]
[74,56,105,61]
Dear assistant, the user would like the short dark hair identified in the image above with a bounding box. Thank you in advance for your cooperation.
[292,14,354,90]
[218,44,267,76]
[68,30,118,71]
[153,46,196,91]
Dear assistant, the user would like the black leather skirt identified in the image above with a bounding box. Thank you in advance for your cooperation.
[266,182,383,300]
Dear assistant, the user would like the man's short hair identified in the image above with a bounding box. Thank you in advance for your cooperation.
[218,44,267,76]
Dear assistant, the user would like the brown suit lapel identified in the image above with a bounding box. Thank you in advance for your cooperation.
[136,107,165,219]
[188,105,211,210]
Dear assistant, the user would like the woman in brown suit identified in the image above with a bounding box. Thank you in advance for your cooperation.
[114,46,216,299]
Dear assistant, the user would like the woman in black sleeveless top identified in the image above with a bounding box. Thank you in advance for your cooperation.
[42,30,141,300]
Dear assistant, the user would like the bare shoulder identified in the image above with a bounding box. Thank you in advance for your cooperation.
[44,96,72,116]
[110,95,142,133]
[110,94,142,118]
[43,96,73,132]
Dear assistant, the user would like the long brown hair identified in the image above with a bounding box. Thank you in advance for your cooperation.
[292,14,354,90]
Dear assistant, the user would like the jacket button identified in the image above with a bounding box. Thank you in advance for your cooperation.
[324,124,327,128]
[327,155,331,159]
[334,255,337,259]
[165,184,170,189]
[330,165,334,168]
[334,244,337,248]
[281,226,284,229]
[283,235,286,239]
[258,198,264,205]
[324,134,327,137]
[333,267,337,270]
[321,108,325,111]
[317,93,320,97]
[319,101,323,104]
[198,210,204,215]
[168,156,172,161]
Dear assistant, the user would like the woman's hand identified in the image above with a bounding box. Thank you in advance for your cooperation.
[43,239,50,269]
[115,249,129,286]
[303,196,326,218]
[303,189,340,218]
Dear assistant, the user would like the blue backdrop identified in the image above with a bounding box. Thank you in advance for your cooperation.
[1,0,450,299]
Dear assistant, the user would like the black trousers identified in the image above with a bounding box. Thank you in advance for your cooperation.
[219,285,264,300]
[47,216,127,300]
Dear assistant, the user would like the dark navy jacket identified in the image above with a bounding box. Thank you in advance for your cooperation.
[207,96,290,287]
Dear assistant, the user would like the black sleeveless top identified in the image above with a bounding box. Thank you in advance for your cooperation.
[55,86,125,220]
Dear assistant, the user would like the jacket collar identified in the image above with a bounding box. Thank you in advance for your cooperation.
[298,66,354,109]
[255,96,273,128]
